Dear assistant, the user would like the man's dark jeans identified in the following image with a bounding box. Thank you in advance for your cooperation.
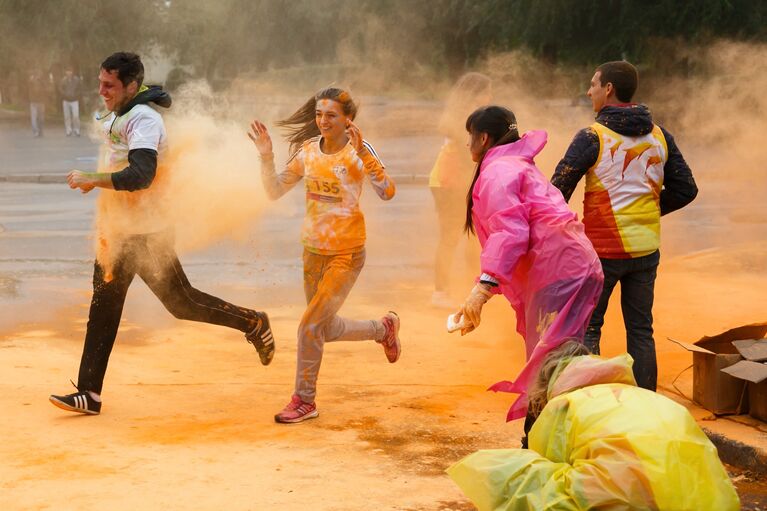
[77,232,258,394]
[584,250,660,391]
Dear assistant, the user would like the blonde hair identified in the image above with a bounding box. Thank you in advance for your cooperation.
[527,340,591,418]
[277,86,358,156]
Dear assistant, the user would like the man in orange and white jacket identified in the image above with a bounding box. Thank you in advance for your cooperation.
[551,61,697,391]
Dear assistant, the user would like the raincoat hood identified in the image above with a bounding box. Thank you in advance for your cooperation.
[548,353,637,400]
[117,84,172,116]
[481,130,547,169]
[595,103,654,137]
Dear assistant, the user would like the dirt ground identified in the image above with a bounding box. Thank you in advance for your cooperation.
[3,248,767,510]
[2,98,767,509]
[3,229,767,510]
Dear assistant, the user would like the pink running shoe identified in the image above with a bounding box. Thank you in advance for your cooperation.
[274,395,318,424]
[378,311,401,363]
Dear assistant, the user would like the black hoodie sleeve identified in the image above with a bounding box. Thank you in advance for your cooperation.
[110,148,157,191]
[551,127,600,202]
[659,127,697,215]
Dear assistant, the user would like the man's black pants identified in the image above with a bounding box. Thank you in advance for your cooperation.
[77,232,257,394]
[584,250,660,391]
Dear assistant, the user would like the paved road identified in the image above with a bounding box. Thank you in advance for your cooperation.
[0,119,100,176]
[0,117,442,182]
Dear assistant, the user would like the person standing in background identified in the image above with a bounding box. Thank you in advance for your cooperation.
[59,66,82,137]
[28,69,49,137]
[428,72,491,308]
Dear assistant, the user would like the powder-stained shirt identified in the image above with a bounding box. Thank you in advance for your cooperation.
[261,136,395,254]
[97,104,169,237]
[101,104,166,172]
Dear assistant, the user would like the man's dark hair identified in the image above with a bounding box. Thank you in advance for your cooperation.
[101,52,144,87]
[596,61,638,103]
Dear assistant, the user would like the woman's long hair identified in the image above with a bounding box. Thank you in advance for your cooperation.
[464,105,521,234]
[276,87,358,156]
[527,340,591,418]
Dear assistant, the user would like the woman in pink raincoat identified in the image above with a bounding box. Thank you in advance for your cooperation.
[454,106,603,444]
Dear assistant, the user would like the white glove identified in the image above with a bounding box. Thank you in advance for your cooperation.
[456,283,494,335]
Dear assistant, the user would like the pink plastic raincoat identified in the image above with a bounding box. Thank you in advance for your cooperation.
[471,130,603,421]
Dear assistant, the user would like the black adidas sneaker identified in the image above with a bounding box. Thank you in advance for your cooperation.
[49,391,101,415]
[246,311,275,366]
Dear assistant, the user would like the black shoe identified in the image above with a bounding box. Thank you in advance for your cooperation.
[49,390,101,415]
[246,312,275,366]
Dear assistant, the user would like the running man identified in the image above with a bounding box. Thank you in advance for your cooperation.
[50,52,274,415]
[248,87,401,424]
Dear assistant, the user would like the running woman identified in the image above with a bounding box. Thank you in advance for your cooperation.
[49,52,274,416]
[248,87,401,424]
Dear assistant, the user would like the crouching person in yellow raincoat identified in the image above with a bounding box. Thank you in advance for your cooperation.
[447,341,739,511]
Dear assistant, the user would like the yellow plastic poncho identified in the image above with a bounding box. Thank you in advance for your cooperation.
[447,354,740,511]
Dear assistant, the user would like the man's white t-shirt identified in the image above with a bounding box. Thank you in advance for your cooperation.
[101,104,167,172]
[97,104,170,237]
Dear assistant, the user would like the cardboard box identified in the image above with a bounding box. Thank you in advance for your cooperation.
[668,322,767,415]
[724,341,767,422]
[749,380,767,422]
[732,339,767,362]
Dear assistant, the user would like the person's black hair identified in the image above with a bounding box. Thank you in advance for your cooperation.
[596,61,638,103]
[464,105,521,234]
[100,52,144,87]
